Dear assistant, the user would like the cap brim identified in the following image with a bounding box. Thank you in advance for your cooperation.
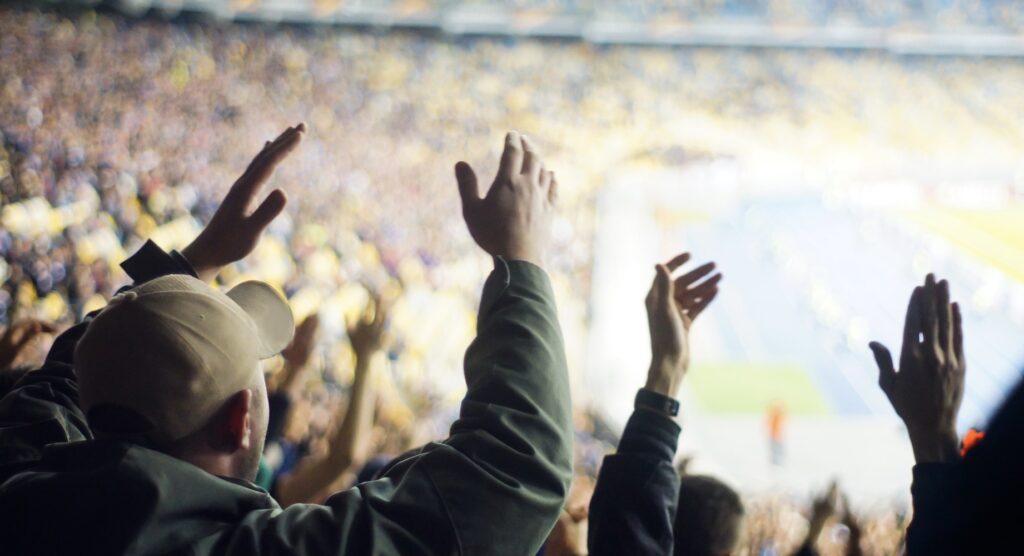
[226,281,294,358]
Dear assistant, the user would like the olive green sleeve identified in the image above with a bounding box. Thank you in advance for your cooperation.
[212,259,573,555]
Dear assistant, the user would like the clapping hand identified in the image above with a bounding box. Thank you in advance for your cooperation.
[644,253,721,399]
[869,273,965,463]
[182,123,305,282]
[455,132,557,267]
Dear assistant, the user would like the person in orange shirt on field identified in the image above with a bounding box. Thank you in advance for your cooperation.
[767,400,787,467]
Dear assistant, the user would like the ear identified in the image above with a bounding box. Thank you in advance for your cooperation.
[222,389,253,452]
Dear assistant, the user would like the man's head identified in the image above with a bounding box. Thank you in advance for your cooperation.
[673,475,745,556]
[74,275,293,481]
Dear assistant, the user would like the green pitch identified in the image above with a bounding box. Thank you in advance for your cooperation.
[687,361,832,416]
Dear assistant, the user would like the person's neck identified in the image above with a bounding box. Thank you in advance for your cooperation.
[179,451,237,479]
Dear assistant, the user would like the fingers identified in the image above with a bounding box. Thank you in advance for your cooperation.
[498,131,525,180]
[952,302,964,364]
[10,322,44,351]
[675,261,717,288]
[936,279,951,357]
[922,274,939,351]
[248,189,288,232]
[37,321,58,334]
[521,135,542,181]
[548,172,559,204]
[229,123,305,211]
[247,124,304,176]
[455,162,481,208]
[540,168,553,190]
[371,295,389,328]
[665,253,691,272]
[686,288,718,321]
[869,341,897,396]
[901,286,923,354]
[677,272,722,302]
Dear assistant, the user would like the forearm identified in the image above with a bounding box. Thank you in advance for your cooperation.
[795,525,825,556]
[276,357,375,506]
[327,355,374,468]
[424,258,573,553]
[284,260,571,554]
[589,409,681,555]
[277,361,306,398]
[905,463,964,554]
[846,531,863,556]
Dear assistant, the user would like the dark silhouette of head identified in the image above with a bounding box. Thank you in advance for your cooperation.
[673,475,744,556]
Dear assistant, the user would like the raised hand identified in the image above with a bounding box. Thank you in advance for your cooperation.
[644,253,721,398]
[454,131,557,267]
[869,273,965,463]
[0,320,57,370]
[348,296,388,363]
[801,481,840,553]
[281,314,320,371]
[182,123,306,282]
[809,481,840,533]
[276,314,320,396]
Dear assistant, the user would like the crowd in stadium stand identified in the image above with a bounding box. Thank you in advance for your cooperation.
[529,0,1024,29]
[237,0,1024,30]
[2,5,1023,555]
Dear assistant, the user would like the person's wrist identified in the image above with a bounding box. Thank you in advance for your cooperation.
[907,425,959,463]
[645,359,684,399]
[500,249,543,267]
[181,240,220,282]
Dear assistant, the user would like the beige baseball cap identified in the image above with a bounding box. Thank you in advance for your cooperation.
[75,274,294,443]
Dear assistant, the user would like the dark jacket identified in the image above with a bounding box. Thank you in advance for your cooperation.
[588,409,681,555]
[0,241,574,555]
[904,374,1024,555]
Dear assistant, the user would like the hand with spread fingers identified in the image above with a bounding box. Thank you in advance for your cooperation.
[644,253,721,399]
[869,273,965,463]
[182,123,306,282]
[454,131,557,267]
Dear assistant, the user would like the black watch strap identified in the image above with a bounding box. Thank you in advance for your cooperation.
[635,388,680,417]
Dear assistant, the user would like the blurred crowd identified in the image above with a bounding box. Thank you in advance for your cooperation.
[2,5,1020,554]
[467,0,1024,29]
[239,0,1024,31]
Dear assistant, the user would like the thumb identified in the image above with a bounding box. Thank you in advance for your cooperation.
[869,341,896,395]
[249,189,288,232]
[455,162,481,209]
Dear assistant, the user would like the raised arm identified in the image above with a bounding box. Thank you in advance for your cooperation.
[369,131,573,552]
[868,273,965,554]
[589,253,720,555]
[791,481,839,556]
[215,132,572,554]
[0,124,305,483]
[275,299,385,506]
